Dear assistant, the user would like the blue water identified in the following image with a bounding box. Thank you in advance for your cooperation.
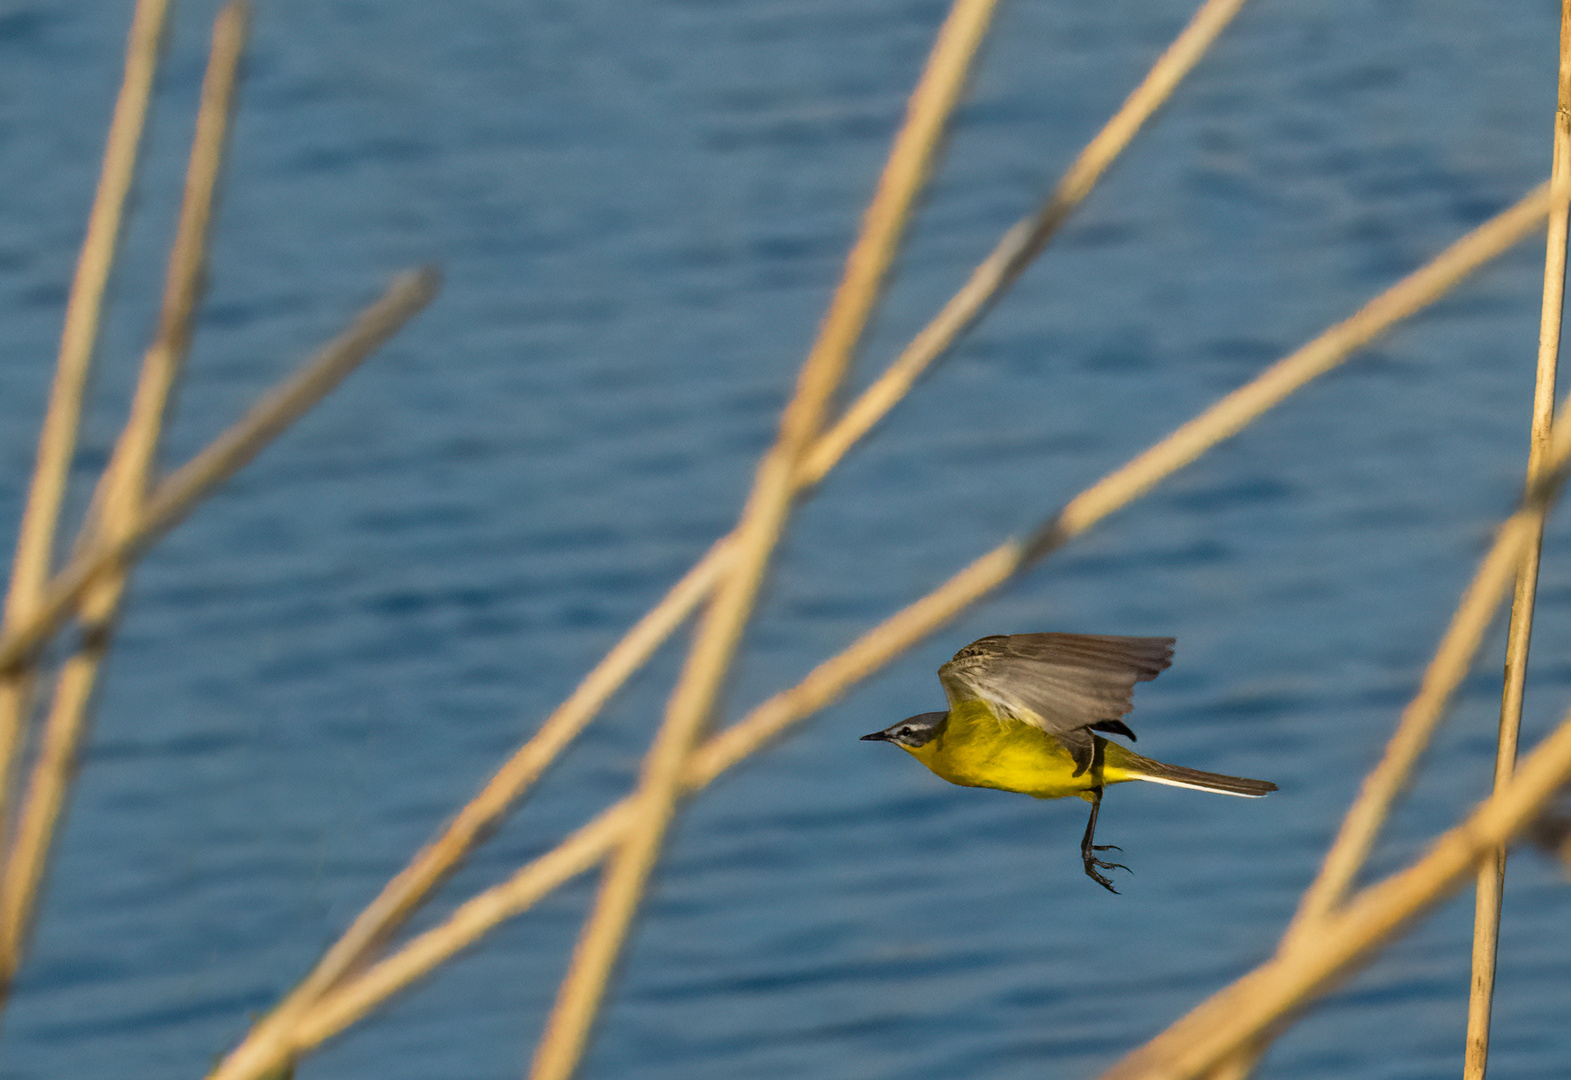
[1,0,1568,1077]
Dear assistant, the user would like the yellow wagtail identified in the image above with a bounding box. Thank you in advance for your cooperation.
[861,633,1276,891]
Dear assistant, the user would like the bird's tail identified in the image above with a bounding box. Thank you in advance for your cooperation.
[1108,747,1277,797]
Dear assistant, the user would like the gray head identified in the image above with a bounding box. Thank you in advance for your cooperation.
[860,711,948,749]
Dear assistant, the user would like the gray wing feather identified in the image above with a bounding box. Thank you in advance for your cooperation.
[937,633,1174,739]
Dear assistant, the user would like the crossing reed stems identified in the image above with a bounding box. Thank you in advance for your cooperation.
[795,0,1254,484]
[213,3,1275,1076]
[0,0,249,1003]
[0,0,435,1059]
[0,0,170,839]
[0,269,440,679]
[1213,234,1571,1077]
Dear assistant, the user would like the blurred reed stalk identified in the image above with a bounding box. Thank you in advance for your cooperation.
[0,0,436,1016]
[213,184,1554,1080]
[1464,5,1571,1076]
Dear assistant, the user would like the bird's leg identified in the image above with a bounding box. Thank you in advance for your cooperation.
[1080,786,1130,893]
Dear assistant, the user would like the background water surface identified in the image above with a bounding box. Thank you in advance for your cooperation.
[2,1,1570,1078]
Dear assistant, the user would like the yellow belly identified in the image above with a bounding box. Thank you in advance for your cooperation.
[904,700,1132,800]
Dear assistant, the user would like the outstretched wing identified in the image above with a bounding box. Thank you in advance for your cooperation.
[938,633,1174,774]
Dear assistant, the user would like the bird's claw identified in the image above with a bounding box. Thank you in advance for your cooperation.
[1082,854,1131,894]
[1079,787,1130,893]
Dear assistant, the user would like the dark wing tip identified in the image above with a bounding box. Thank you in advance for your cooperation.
[1125,636,1175,681]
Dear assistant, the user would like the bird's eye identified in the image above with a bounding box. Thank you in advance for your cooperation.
[897,727,913,738]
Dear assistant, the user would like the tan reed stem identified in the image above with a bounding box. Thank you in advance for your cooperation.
[225,190,1555,1077]
[0,0,248,1002]
[0,0,171,835]
[1464,14,1571,1077]
[1197,1033,1279,1080]
[527,5,1000,1079]
[1097,693,1571,1080]
[0,269,440,678]
[204,4,1260,1054]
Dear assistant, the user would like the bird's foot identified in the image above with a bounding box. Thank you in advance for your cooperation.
[1082,853,1131,894]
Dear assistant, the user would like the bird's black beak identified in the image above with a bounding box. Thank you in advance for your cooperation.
[860,730,890,742]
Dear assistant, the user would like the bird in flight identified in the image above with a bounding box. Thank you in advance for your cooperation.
[861,633,1276,891]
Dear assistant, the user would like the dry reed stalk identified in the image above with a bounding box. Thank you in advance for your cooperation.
[1464,10,1571,1076]
[205,2,1261,1052]
[1197,1040,1271,1080]
[0,0,248,998]
[1098,690,1571,1080]
[290,802,641,1056]
[0,269,439,678]
[0,0,171,834]
[226,189,1555,1077]
[527,4,1001,1078]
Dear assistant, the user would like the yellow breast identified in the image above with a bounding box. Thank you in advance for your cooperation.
[903,700,1102,800]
